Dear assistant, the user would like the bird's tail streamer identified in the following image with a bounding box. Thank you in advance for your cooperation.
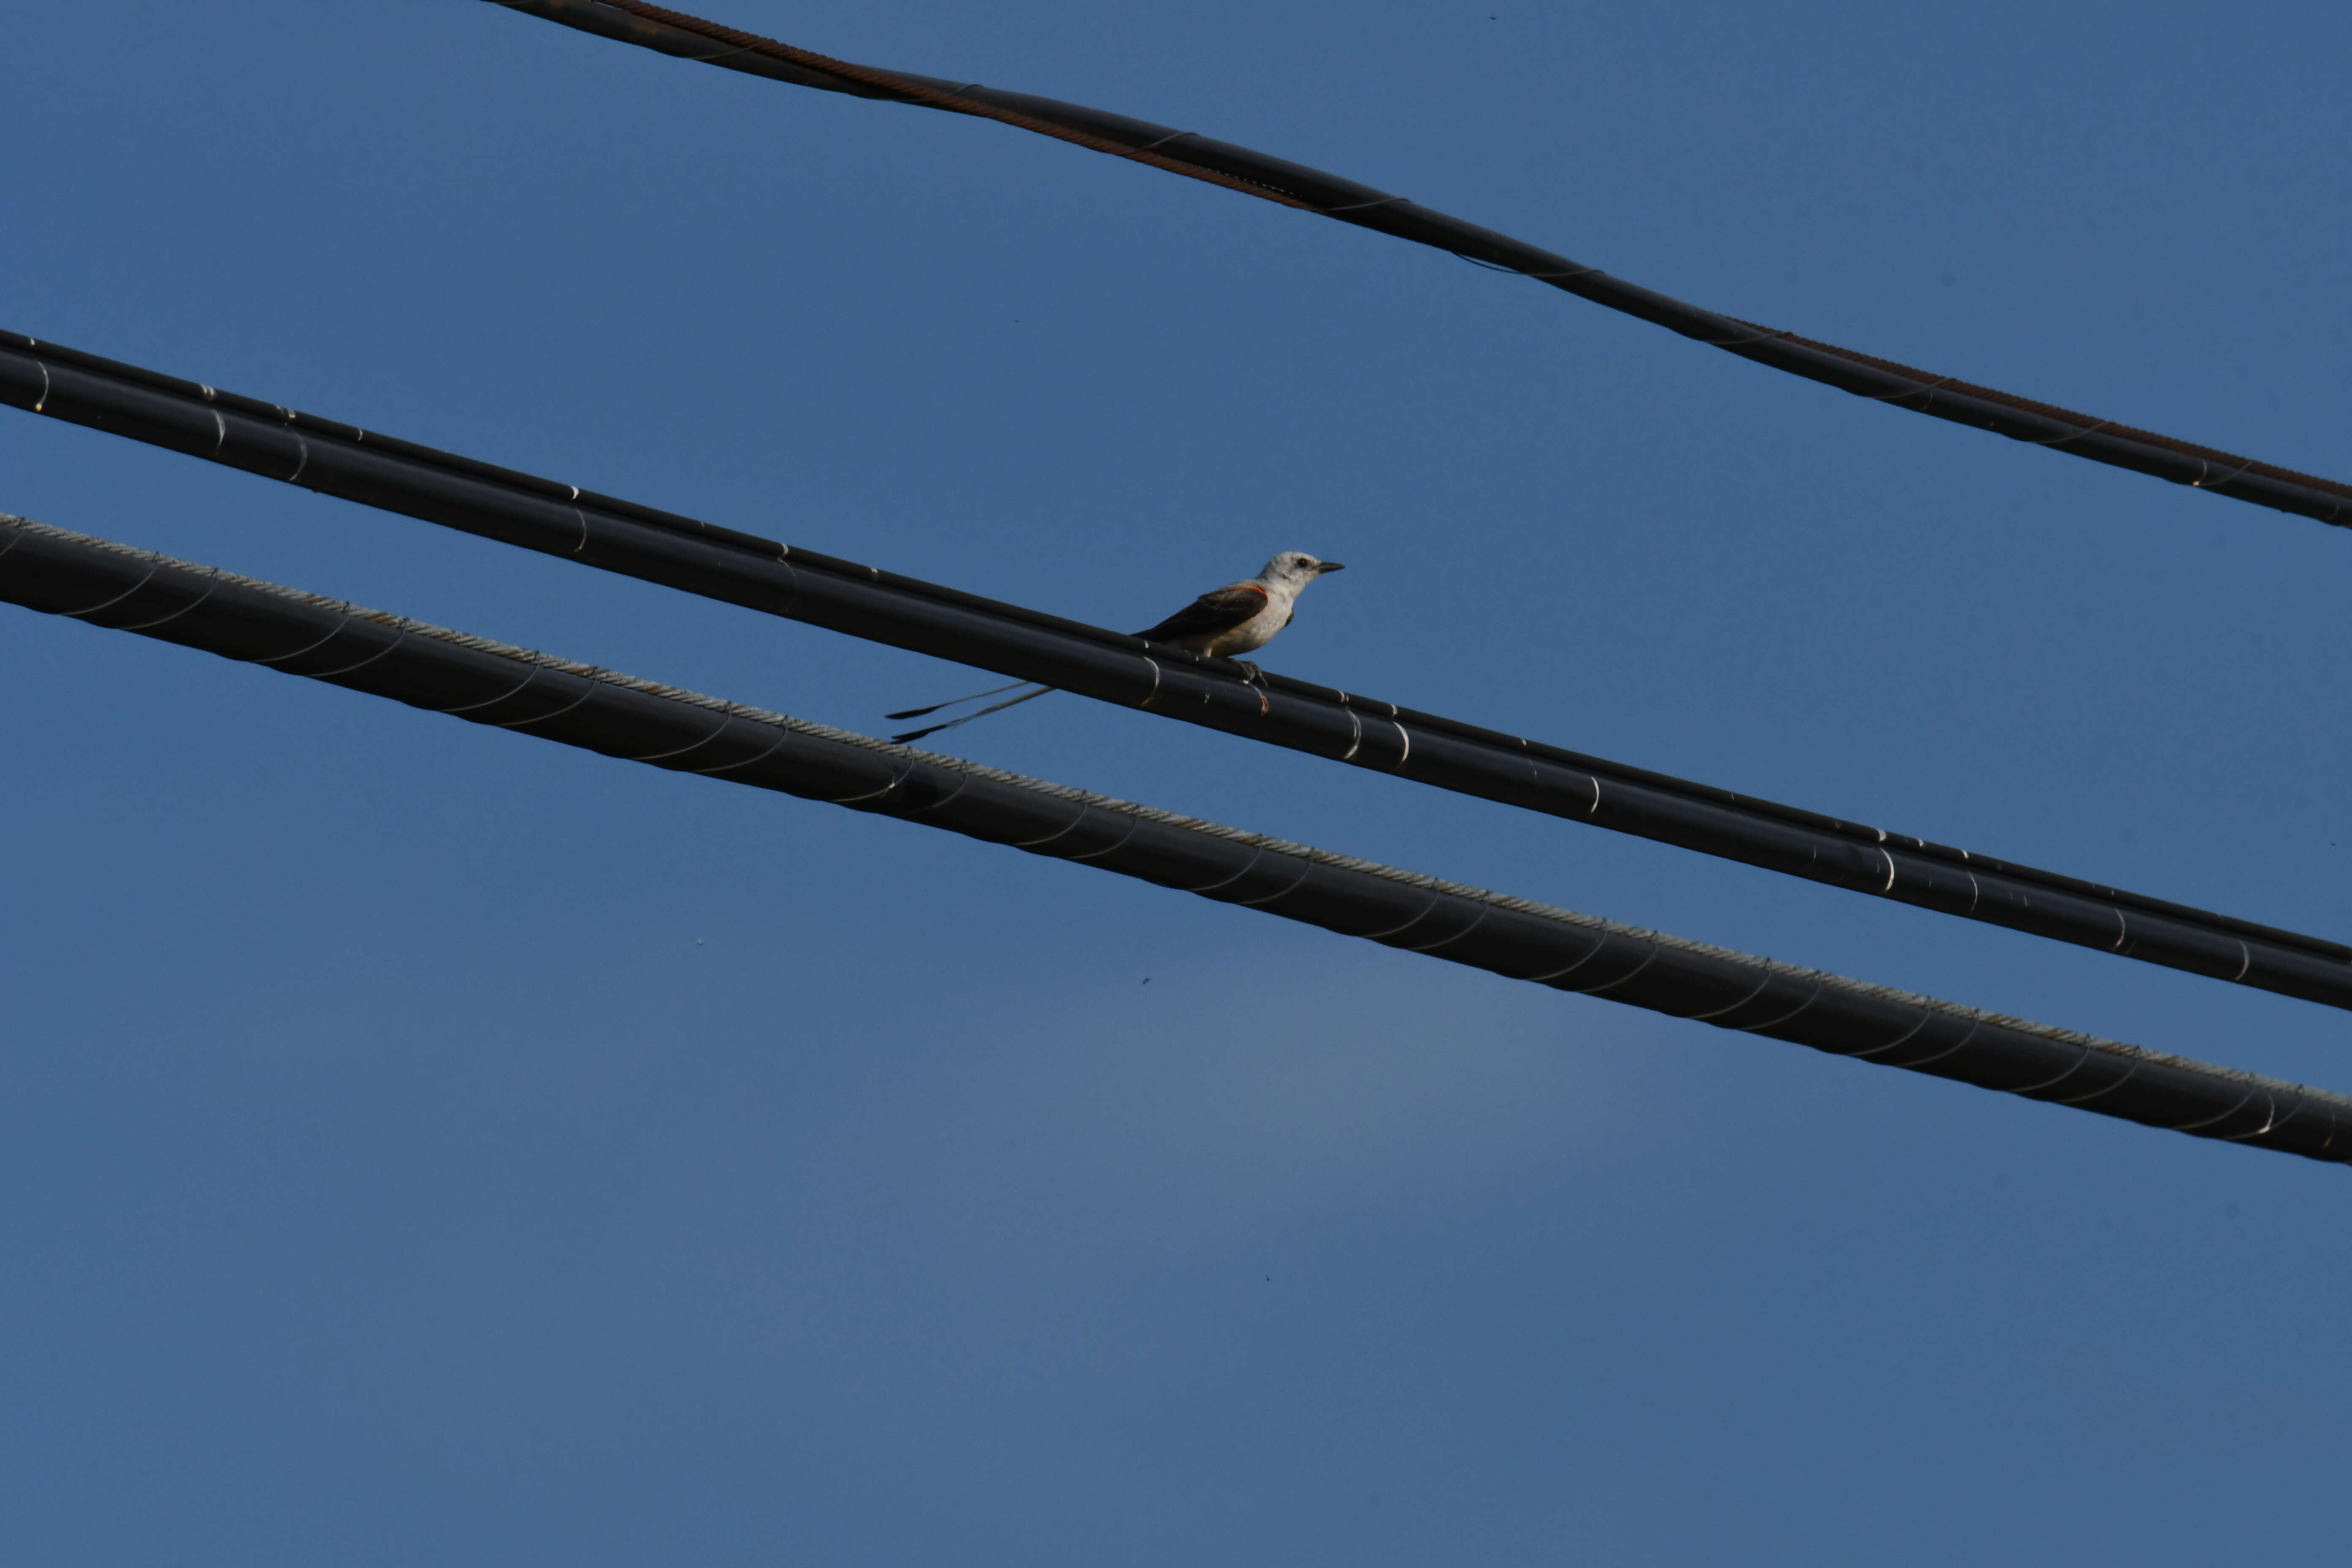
[885,679,1035,723]
[890,684,1054,743]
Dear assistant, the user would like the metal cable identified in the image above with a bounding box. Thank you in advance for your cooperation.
[2,507,2343,1167]
[481,0,2349,531]
[5,327,2346,1011]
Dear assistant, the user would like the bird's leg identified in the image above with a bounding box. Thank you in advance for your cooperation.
[1231,659,1271,715]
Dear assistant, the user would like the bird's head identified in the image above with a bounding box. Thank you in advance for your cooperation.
[1260,551,1346,589]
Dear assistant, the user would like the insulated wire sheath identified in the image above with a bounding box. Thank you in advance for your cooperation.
[5,327,2349,1011]
[2,509,2344,1166]
[482,0,2352,530]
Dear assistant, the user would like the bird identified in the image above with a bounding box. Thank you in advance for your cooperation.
[887,551,1346,744]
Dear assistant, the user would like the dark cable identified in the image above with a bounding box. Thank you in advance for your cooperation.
[3,507,2343,1166]
[5,327,2346,1011]
[481,0,2350,530]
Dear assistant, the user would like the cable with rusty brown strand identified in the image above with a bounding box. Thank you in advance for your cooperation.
[484,0,2349,530]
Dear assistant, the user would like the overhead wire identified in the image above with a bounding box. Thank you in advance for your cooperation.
[5,328,2348,1012]
[485,0,2351,531]
[3,506,2345,1166]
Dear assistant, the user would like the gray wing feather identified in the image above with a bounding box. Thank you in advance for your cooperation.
[1135,583,1267,643]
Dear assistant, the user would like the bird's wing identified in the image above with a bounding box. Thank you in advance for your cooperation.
[1133,583,1269,643]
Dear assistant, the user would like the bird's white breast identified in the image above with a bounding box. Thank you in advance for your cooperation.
[1204,593,1295,656]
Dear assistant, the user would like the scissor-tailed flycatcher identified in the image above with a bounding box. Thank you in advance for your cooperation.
[889,551,1346,743]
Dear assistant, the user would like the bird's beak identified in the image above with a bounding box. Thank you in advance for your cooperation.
[1315,561,1346,574]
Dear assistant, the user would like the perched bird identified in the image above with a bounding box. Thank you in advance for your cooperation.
[1130,551,1346,675]
[888,551,1345,744]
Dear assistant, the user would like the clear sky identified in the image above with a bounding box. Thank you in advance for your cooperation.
[4,1,2349,1561]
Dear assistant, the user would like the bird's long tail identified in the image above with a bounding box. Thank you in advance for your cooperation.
[890,683,1055,744]
[885,679,1035,723]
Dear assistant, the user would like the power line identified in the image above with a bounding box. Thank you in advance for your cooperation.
[3,506,2342,1165]
[5,327,2347,1010]
[486,0,2350,531]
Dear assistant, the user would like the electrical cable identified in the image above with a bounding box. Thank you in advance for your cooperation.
[3,506,2344,1166]
[6,327,2347,1011]
[485,0,2350,530]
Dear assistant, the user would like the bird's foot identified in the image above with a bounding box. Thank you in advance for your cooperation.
[1233,659,1271,714]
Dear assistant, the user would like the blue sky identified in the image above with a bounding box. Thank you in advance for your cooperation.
[4,1,2349,1561]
